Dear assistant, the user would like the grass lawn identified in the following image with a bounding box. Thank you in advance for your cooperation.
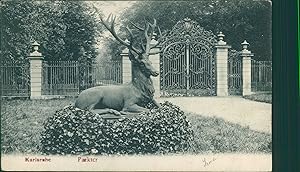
[243,92,272,104]
[188,113,271,153]
[1,98,271,154]
[1,98,73,154]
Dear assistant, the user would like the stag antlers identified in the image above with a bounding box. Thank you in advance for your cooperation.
[130,18,163,54]
[100,14,163,57]
[100,14,141,54]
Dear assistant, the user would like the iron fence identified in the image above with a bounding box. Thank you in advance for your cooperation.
[42,61,80,96]
[41,60,122,96]
[251,60,272,92]
[0,61,30,97]
[1,58,271,97]
[91,62,123,86]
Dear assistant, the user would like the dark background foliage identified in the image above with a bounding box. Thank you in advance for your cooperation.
[0,0,271,62]
[0,1,101,62]
[107,0,271,61]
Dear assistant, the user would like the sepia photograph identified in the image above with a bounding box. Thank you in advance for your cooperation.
[0,0,272,171]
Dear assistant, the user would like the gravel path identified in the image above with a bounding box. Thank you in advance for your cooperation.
[158,96,272,133]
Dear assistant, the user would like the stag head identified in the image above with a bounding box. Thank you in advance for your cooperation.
[100,14,162,77]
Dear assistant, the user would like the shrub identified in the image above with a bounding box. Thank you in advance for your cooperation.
[40,101,194,155]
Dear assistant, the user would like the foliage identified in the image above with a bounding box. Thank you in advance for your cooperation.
[40,101,193,155]
[243,92,272,104]
[0,1,101,62]
[109,0,271,61]
[100,37,125,61]
[2,99,271,154]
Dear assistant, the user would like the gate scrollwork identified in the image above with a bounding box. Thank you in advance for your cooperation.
[228,49,242,95]
[160,18,217,96]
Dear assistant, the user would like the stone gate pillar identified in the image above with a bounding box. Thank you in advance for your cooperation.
[28,41,43,99]
[215,32,231,96]
[121,48,132,84]
[149,34,161,98]
[241,40,254,96]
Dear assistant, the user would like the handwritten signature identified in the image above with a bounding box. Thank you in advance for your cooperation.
[202,157,217,167]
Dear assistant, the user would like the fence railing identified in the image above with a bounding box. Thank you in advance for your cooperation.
[1,58,272,97]
[251,60,272,92]
[91,62,123,86]
[41,60,122,96]
[0,61,30,97]
[42,61,80,96]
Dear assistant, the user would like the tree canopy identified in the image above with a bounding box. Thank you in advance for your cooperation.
[115,0,271,61]
[0,0,272,62]
[0,1,101,62]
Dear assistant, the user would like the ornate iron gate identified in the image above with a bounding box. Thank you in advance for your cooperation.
[228,50,242,95]
[160,18,217,96]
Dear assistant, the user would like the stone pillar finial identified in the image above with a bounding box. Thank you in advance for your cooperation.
[121,47,129,54]
[29,41,43,58]
[241,40,250,53]
[218,32,225,40]
[32,41,40,51]
[150,32,158,45]
[152,32,157,40]
[217,31,226,45]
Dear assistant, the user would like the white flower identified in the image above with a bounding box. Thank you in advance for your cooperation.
[91,148,98,154]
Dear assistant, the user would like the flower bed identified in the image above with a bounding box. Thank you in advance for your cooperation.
[40,101,194,155]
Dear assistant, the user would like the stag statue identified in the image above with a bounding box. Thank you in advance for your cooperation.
[74,14,162,116]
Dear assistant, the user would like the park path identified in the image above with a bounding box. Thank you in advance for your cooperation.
[158,96,272,133]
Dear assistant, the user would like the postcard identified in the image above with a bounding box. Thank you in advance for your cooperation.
[1,0,272,171]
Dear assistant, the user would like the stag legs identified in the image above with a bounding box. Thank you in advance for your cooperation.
[90,104,153,116]
[120,104,150,115]
[152,99,161,108]
[91,108,121,116]
[91,105,146,117]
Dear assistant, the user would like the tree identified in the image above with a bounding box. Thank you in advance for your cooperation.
[0,1,101,62]
[55,1,100,61]
[117,0,271,61]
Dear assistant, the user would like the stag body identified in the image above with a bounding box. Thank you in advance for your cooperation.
[75,54,159,115]
[74,14,162,116]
